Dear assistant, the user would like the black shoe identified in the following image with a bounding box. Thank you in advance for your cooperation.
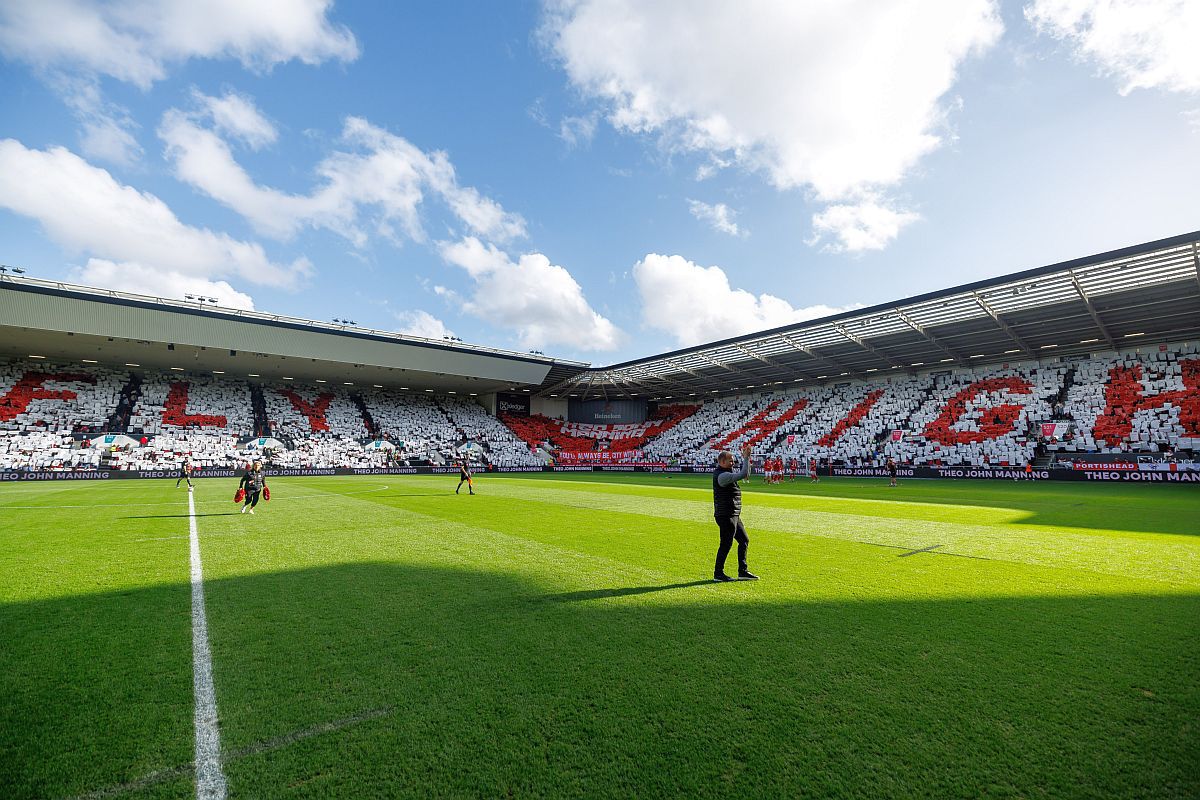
[738,571,760,580]
[713,573,735,582]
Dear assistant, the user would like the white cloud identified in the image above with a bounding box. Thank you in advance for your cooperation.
[0,0,358,89]
[394,310,455,340]
[439,236,622,351]
[687,199,745,237]
[0,139,308,291]
[559,113,598,148]
[1026,0,1200,95]
[543,0,1002,201]
[73,258,256,309]
[809,199,920,253]
[159,109,527,245]
[195,89,277,149]
[52,75,142,166]
[695,155,731,181]
[633,253,855,346]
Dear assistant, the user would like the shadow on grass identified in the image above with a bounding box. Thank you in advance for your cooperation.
[541,579,714,603]
[2,563,1197,799]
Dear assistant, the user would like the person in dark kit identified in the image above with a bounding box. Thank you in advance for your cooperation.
[239,462,267,515]
[886,457,897,487]
[456,458,475,495]
[176,457,194,491]
[712,442,759,582]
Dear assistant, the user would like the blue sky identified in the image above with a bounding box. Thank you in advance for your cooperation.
[1,0,1198,365]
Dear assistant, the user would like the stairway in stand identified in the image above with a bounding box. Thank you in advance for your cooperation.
[249,383,270,437]
[350,392,380,438]
[105,373,143,433]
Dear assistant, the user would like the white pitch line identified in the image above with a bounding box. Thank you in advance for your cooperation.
[188,490,228,800]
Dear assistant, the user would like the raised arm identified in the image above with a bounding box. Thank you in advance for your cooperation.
[717,444,753,486]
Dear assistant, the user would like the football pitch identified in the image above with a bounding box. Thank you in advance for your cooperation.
[1,473,1197,799]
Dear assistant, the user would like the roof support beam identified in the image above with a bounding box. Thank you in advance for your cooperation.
[1067,270,1116,350]
[971,292,1034,357]
[1193,242,1200,294]
[578,371,599,401]
[664,359,744,392]
[618,369,697,396]
[693,351,769,390]
[538,371,588,397]
[893,310,966,365]
[832,324,908,370]
[694,351,734,371]
[778,333,864,380]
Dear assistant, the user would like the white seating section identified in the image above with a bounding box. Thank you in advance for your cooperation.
[1061,345,1200,455]
[363,390,459,461]
[264,385,368,439]
[130,376,254,435]
[440,396,542,467]
[0,361,124,433]
[1,345,1196,471]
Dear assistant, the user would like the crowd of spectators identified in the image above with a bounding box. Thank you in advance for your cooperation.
[0,347,1196,472]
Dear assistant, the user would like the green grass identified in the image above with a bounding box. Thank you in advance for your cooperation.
[1,473,1198,799]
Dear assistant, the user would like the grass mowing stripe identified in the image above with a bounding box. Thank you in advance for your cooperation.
[0,483,392,511]
[455,479,1200,586]
[189,490,227,800]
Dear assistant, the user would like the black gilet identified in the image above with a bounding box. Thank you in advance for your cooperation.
[712,466,741,517]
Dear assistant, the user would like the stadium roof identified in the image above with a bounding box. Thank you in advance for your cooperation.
[538,231,1200,400]
[4,231,1199,402]
[0,277,587,395]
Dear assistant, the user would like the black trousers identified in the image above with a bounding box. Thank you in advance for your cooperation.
[714,515,749,576]
[244,489,260,508]
[177,471,192,487]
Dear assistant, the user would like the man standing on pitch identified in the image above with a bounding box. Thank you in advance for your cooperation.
[176,456,194,491]
[713,443,759,582]
[456,458,475,495]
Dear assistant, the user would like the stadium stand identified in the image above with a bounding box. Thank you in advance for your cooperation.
[501,404,699,456]
[2,344,1198,472]
[0,361,123,434]
[439,396,543,467]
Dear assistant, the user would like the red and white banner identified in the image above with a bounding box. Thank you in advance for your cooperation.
[786,434,796,445]
[891,430,904,442]
[559,421,654,439]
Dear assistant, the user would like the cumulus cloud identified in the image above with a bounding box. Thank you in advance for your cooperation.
[0,139,308,293]
[74,258,256,309]
[687,199,745,237]
[544,0,1000,252]
[809,199,920,253]
[633,253,855,346]
[394,309,455,340]
[438,237,622,351]
[1026,0,1200,95]
[0,0,358,89]
[159,106,527,245]
[194,89,278,149]
[543,0,1001,201]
